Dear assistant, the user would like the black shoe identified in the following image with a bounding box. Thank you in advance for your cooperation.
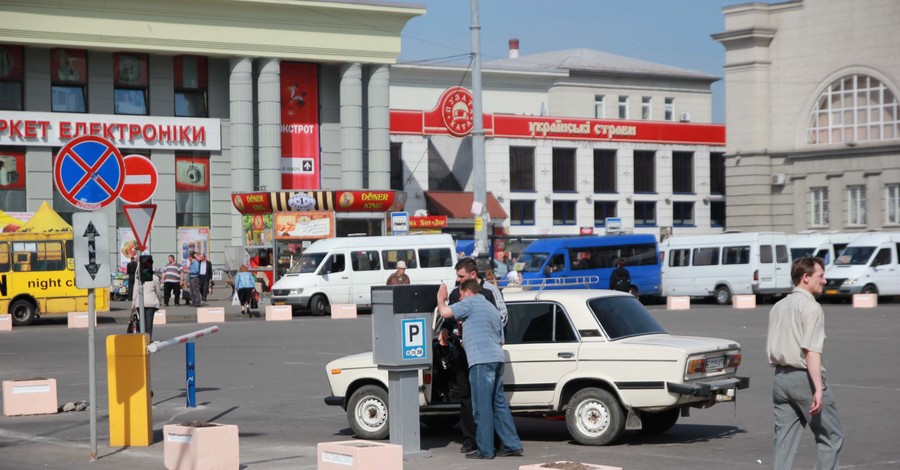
[460,442,476,453]
[465,452,493,460]
[497,448,524,457]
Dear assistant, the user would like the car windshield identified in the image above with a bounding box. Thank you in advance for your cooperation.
[587,296,667,340]
[289,252,326,274]
[518,253,548,273]
[835,246,875,266]
[791,248,815,259]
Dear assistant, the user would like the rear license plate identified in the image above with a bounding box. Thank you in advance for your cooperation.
[825,289,838,295]
[706,356,725,371]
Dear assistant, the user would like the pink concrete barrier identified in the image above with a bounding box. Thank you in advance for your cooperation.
[0,314,11,332]
[331,304,357,319]
[265,305,292,321]
[3,378,58,416]
[196,307,225,324]
[732,295,756,309]
[163,422,239,470]
[154,309,167,325]
[852,293,878,308]
[666,296,691,310]
[67,311,95,328]
[520,462,622,470]
[317,440,402,470]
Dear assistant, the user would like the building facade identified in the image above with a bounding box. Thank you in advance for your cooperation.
[0,0,424,269]
[714,0,900,233]
[389,44,728,240]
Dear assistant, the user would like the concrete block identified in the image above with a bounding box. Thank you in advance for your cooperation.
[197,307,225,324]
[163,423,239,470]
[732,295,756,309]
[154,309,167,325]
[3,378,58,416]
[331,304,357,319]
[853,293,878,308]
[0,314,11,332]
[317,440,402,470]
[67,311,95,328]
[265,305,292,321]
[666,296,691,310]
[519,463,622,470]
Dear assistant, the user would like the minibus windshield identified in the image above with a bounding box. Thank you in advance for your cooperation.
[834,246,875,266]
[518,253,548,273]
[289,252,327,273]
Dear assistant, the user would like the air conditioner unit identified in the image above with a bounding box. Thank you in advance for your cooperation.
[679,112,691,122]
[771,173,786,186]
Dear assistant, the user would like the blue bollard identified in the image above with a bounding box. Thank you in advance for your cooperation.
[186,342,196,408]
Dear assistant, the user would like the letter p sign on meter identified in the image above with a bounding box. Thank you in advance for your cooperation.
[401,318,427,361]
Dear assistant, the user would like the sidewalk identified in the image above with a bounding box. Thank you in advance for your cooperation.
[103,291,268,323]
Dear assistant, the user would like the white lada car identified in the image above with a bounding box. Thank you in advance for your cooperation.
[324,288,749,446]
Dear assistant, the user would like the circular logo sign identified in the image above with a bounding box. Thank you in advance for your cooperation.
[440,87,474,137]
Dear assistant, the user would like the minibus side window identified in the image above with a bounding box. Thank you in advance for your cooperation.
[669,249,690,267]
[418,248,452,268]
[322,254,345,274]
[760,245,773,263]
[692,247,719,266]
[723,246,750,265]
[776,245,789,263]
[351,251,380,271]
[382,249,417,269]
[872,248,891,267]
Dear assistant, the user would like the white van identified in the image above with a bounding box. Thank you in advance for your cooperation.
[823,232,900,298]
[660,232,792,304]
[270,234,457,315]
[788,232,859,267]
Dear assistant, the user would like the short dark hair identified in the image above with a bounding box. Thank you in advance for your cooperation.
[455,257,478,274]
[791,257,824,286]
[459,279,482,294]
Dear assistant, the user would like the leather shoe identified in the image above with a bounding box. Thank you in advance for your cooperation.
[497,448,524,457]
[465,452,494,460]
[459,442,476,453]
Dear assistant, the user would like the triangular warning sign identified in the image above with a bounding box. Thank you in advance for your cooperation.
[123,204,157,252]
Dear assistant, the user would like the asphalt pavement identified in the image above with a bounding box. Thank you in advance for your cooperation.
[1,297,899,469]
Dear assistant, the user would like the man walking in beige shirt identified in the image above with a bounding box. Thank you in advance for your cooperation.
[766,257,843,469]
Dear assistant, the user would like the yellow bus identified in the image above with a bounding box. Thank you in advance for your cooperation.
[0,232,109,326]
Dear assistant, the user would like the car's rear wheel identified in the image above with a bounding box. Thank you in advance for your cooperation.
[10,299,36,327]
[714,285,732,305]
[347,385,389,440]
[639,408,679,434]
[565,387,625,446]
[309,294,329,316]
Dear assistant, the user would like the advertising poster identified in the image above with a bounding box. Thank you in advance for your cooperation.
[118,227,150,270]
[177,226,210,267]
[280,62,320,190]
[0,151,25,190]
[273,211,334,240]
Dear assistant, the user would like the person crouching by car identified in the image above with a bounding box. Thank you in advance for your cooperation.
[234,265,258,317]
[133,256,163,341]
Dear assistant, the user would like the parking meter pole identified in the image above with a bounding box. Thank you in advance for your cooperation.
[87,288,97,461]
[387,368,425,456]
[186,342,196,408]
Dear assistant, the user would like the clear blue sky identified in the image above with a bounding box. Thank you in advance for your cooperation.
[396,0,770,124]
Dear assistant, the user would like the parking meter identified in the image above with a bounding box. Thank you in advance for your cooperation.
[371,284,438,459]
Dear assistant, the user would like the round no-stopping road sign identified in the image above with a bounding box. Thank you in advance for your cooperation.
[54,136,125,210]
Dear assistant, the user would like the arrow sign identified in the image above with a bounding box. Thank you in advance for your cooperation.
[123,204,157,252]
[73,212,111,289]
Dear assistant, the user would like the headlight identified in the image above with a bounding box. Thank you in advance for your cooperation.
[289,288,303,295]
[842,279,858,286]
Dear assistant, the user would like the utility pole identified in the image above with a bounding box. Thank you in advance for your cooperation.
[470,0,488,257]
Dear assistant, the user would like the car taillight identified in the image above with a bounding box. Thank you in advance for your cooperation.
[727,353,742,368]
[754,270,759,281]
[687,357,707,374]
[424,372,432,385]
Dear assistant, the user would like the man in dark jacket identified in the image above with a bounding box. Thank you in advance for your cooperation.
[609,258,632,293]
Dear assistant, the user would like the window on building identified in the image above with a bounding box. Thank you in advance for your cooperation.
[641,96,651,120]
[174,55,208,117]
[634,201,656,226]
[175,154,211,227]
[710,152,726,195]
[664,97,674,121]
[633,151,655,193]
[390,143,403,190]
[553,201,576,225]
[594,95,604,118]
[510,200,535,226]
[593,149,616,193]
[673,202,694,226]
[0,45,24,110]
[710,200,726,228]
[847,185,866,226]
[811,187,829,227]
[808,74,900,144]
[50,48,87,113]
[618,96,628,119]
[510,147,535,191]
[594,201,616,226]
[552,148,576,192]
[672,151,694,193]
[0,149,26,212]
[114,52,149,115]
[888,184,900,225]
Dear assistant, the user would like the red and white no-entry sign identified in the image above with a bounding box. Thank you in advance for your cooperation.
[120,154,158,204]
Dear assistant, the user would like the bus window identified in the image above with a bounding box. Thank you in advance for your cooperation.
[723,246,750,265]
[776,245,789,263]
[0,242,9,272]
[382,249,417,269]
[692,247,719,266]
[760,245,773,263]
[38,241,66,271]
[669,249,690,267]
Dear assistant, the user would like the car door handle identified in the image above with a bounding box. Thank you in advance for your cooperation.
[341,276,350,280]
[557,352,574,359]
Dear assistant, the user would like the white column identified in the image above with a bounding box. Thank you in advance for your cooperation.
[367,64,390,189]
[229,57,254,245]
[258,58,282,191]
[341,63,363,188]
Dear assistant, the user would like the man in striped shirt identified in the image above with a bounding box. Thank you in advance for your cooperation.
[162,255,182,307]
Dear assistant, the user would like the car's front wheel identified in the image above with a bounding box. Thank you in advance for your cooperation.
[347,385,389,440]
[639,408,679,434]
[565,387,625,446]
[309,294,329,316]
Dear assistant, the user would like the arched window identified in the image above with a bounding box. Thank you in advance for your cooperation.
[807,74,900,145]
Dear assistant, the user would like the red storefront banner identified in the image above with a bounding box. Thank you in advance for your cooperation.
[409,215,448,229]
[231,190,406,214]
[280,62,320,190]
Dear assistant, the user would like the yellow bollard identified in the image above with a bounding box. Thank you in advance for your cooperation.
[106,334,152,447]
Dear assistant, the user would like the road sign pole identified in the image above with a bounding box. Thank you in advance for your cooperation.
[137,249,145,335]
[88,288,97,461]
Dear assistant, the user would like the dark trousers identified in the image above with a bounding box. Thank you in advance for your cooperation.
[455,348,477,446]
[164,282,181,306]
[199,277,210,301]
[190,277,202,306]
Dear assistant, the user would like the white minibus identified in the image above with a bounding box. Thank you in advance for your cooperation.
[270,234,457,315]
[660,232,792,304]
[823,232,900,298]
[788,232,859,267]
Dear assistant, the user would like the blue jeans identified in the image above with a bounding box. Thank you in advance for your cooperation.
[468,362,522,457]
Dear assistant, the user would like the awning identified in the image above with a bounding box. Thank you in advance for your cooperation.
[424,191,508,220]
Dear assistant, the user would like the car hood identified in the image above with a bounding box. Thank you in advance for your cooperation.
[272,272,316,289]
[620,334,740,354]
[327,351,376,370]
